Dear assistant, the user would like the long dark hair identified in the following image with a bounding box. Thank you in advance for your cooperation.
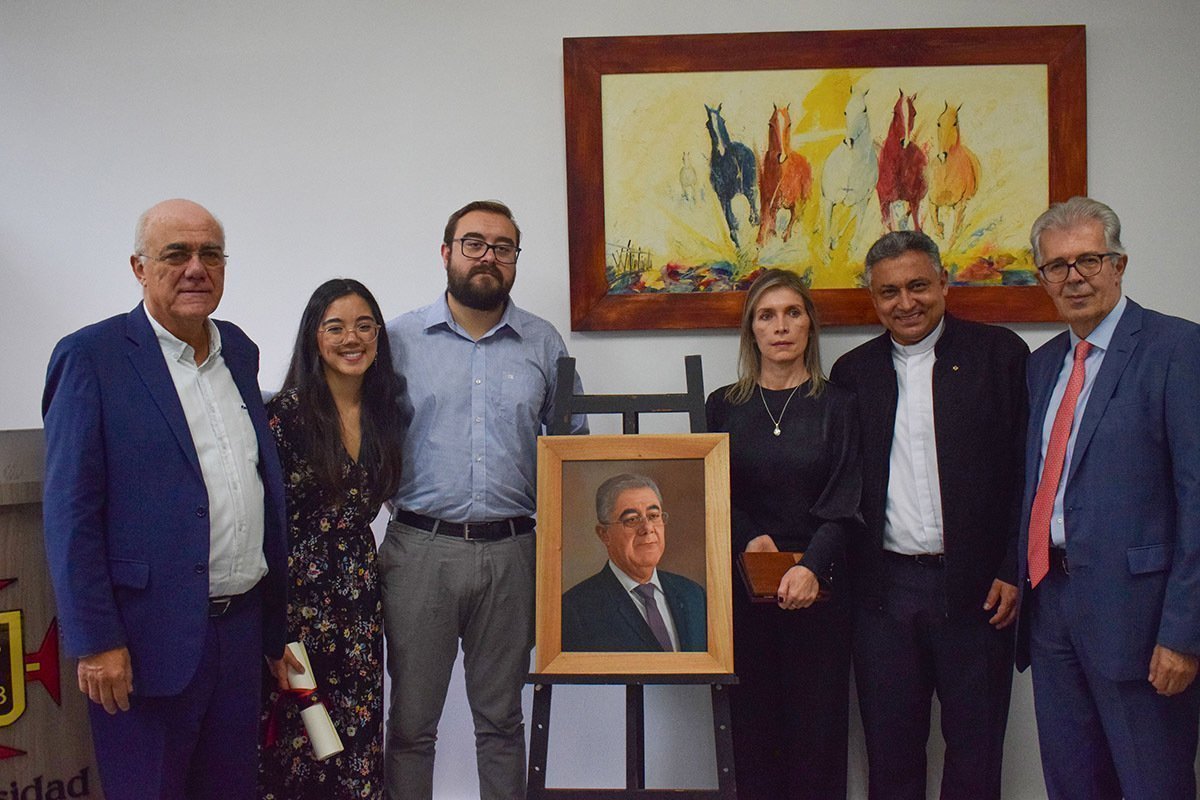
[281,278,404,502]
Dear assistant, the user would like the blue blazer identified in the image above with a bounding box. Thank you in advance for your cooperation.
[1016,299,1200,680]
[42,304,288,697]
[561,565,707,652]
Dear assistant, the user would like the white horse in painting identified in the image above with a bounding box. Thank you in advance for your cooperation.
[820,86,878,251]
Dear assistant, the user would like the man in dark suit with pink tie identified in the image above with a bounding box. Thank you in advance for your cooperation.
[1018,196,1200,799]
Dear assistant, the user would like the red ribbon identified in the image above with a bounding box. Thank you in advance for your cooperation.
[264,686,323,748]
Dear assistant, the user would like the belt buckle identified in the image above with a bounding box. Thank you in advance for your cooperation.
[1059,550,1070,576]
[462,522,477,542]
[209,597,233,617]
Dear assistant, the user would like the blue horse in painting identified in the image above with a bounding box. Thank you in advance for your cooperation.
[705,104,759,248]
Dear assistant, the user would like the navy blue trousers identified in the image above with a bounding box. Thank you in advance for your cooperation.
[1029,567,1199,800]
[88,590,263,800]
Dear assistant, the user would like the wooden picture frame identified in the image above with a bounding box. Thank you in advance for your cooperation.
[534,433,733,675]
[564,25,1087,330]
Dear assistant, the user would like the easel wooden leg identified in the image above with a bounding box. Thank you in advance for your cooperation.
[527,683,552,799]
[625,684,646,789]
[710,683,737,799]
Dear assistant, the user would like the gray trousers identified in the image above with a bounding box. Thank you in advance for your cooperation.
[380,520,536,800]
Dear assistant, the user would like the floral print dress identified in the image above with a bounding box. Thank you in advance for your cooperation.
[259,389,384,799]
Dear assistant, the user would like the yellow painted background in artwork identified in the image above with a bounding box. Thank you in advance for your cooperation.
[601,65,1049,291]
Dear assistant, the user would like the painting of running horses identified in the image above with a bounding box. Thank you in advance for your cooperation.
[564,26,1087,330]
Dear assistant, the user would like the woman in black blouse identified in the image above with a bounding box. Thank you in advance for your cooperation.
[706,268,861,800]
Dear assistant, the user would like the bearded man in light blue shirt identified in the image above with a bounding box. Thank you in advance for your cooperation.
[380,200,585,800]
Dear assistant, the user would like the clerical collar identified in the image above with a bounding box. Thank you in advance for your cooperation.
[891,316,945,358]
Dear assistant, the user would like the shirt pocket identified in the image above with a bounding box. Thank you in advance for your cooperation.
[495,367,546,425]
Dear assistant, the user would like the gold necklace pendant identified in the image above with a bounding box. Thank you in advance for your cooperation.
[760,384,801,437]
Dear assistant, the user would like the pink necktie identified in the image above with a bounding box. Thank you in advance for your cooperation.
[1028,339,1092,588]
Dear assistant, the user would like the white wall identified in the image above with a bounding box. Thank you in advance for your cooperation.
[4,1,1198,797]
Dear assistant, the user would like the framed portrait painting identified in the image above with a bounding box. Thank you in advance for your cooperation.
[533,433,733,676]
[564,25,1087,329]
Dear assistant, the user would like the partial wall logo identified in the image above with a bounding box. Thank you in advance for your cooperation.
[0,578,61,760]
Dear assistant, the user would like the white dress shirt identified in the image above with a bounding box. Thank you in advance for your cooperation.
[883,318,946,555]
[608,561,681,651]
[145,307,267,597]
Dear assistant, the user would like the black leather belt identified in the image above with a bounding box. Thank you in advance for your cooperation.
[884,550,945,568]
[393,509,534,541]
[208,592,249,618]
[1049,547,1070,575]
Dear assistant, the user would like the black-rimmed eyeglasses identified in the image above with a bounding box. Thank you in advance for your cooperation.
[452,238,521,264]
[1037,252,1119,283]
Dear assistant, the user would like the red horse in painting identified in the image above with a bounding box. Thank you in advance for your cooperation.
[757,104,812,245]
[927,102,982,244]
[876,90,928,232]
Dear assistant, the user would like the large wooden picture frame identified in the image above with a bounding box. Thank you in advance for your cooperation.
[534,434,733,675]
[564,25,1087,330]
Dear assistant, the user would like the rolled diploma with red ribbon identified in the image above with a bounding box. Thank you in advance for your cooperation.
[286,641,344,761]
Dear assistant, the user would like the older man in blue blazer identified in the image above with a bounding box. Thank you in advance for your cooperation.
[562,474,707,652]
[1018,197,1200,799]
[42,199,292,799]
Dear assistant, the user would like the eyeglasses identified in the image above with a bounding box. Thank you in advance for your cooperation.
[319,321,380,344]
[138,249,228,269]
[602,511,669,530]
[1037,252,1119,283]
[453,238,521,264]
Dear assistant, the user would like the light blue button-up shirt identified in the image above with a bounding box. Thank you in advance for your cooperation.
[388,294,586,522]
[1039,295,1128,546]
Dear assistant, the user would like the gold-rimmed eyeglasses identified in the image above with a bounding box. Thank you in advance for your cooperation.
[601,511,669,529]
[318,321,380,345]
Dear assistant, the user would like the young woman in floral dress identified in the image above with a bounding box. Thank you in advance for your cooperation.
[259,278,403,799]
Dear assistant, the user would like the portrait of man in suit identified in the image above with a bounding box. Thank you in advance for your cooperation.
[561,473,707,652]
[1017,196,1200,799]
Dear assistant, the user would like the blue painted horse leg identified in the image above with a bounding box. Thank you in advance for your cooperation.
[721,194,740,246]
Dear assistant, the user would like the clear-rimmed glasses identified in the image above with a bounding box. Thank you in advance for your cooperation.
[319,320,380,345]
[453,237,521,264]
[1037,252,1119,283]
[138,249,228,268]
[602,511,669,530]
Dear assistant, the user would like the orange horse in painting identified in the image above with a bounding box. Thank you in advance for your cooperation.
[876,90,928,232]
[757,104,813,245]
[927,102,982,243]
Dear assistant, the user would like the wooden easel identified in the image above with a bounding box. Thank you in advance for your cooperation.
[526,355,737,799]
